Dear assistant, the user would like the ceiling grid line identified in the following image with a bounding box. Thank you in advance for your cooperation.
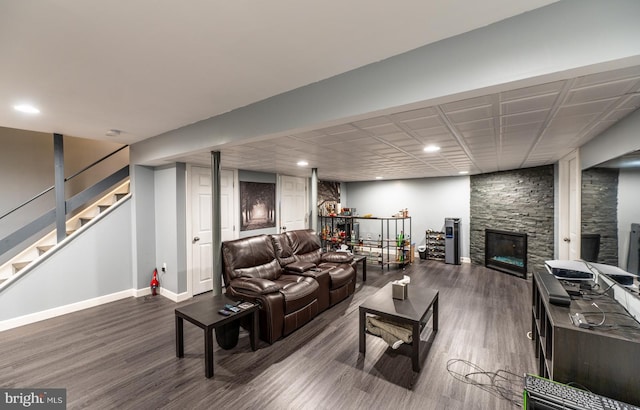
[517,79,575,169]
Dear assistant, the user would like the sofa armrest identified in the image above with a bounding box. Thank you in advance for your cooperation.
[284,261,317,273]
[230,277,280,295]
[321,252,353,264]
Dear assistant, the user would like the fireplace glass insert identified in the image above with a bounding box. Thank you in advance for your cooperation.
[485,229,528,278]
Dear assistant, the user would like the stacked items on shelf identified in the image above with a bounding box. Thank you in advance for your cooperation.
[319,214,412,269]
[351,235,383,265]
[426,229,445,261]
[320,224,347,251]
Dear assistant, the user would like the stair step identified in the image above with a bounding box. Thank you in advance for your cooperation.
[80,217,93,226]
[98,205,110,213]
[13,261,31,273]
[0,278,6,285]
[66,230,76,236]
[115,193,127,201]
[37,245,54,255]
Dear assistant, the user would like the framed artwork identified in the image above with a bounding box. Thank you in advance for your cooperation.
[240,181,276,231]
[318,180,340,216]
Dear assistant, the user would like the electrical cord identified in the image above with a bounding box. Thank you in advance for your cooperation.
[446,359,524,407]
[590,302,606,327]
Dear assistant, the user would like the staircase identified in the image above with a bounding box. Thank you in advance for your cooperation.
[0,181,130,288]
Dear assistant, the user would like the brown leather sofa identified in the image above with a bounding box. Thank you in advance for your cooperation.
[222,229,356,344]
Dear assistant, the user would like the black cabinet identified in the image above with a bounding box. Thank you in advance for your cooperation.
[531,270,640,405]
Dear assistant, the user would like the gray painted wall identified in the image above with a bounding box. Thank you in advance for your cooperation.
[345,177,470,258]
[153,165,185,294]
[131,164,156,290]
[618,168,640,268]
[581,109,640,170]
[0,199,133,321]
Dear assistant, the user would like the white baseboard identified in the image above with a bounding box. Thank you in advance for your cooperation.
[0,289,135,332]
[159,287,191,303]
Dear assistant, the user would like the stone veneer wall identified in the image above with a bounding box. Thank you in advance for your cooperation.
[470,166,554,275]
[581,168,618,265]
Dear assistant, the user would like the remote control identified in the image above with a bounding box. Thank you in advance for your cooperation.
[218,309,231,316]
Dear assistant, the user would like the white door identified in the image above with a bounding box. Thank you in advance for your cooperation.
[190,167,236,295]
[280,175,307,232]
[558,150,581,260]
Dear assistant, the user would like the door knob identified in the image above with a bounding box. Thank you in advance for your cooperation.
[193,236,200,242]
[563,237,570,242]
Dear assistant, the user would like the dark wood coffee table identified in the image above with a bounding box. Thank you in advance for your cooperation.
[359,282,438,372]
[175,294,258,378]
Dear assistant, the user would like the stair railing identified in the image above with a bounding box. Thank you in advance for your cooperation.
[0,144,129,259]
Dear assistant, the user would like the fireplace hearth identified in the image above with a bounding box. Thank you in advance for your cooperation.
[485,229,528,278]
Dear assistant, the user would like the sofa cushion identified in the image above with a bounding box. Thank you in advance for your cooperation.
[233,259,282,281]
[286,229,322,263]
[229,277,280,295]
[324,265,354,289]
[321,251,354,264]
[277,276,319,314]
[271,233,296,266]
[295,249,321,265]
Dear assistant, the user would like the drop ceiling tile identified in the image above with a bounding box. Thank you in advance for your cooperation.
[500,81,565,101]
[502,110,549,126]
[455,118,494,132]
[501,93,557,115]
[401,115,443,130]
[351,116,391,129]
[365,123,403,136]
[462,128,495,139]
[573,66,640,88]
[319,124,358,135]
[566,79,638,104]
[441,95,493,113]
[389,107,438,122]
[445,105,494,123]
[414,126,451,138]
[554,98,618,118]
[605,107,637,122]
[501,122,542,135]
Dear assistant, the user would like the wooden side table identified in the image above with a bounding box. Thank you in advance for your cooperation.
[353,255,367,281]
[175,295,258,378]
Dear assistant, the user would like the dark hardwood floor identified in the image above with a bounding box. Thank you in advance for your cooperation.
[0,261,536,409]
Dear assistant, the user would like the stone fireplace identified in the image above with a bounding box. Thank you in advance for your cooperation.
[485,229,528,278]
[470,165,554,276]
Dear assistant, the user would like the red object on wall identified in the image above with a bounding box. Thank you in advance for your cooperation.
[150,269,160,296]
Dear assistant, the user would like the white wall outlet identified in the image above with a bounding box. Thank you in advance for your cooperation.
[162,263,167,272]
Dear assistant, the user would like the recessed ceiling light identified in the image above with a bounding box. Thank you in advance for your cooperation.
[458,171,469,175]
[13,104,40,114]
[297,160,309,166]
[423,145,440,153]
[105,129,121,137]
[375,176,383,180]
